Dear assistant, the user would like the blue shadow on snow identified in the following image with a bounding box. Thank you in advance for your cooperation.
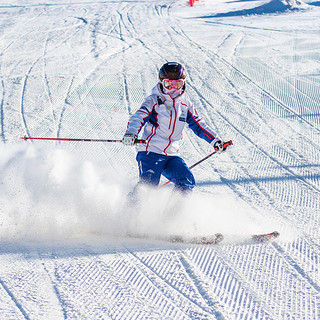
[198,0,307,18]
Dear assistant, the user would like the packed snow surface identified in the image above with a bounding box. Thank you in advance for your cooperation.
[0,0,320,319]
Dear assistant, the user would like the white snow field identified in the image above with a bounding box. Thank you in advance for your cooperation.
[1,0,320,318]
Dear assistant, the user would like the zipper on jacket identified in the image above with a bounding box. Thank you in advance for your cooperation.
[163,99,177,155]
[168,110,172,129]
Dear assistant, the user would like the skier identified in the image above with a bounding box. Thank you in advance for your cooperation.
[122,62,225,194]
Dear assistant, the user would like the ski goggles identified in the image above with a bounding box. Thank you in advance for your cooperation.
[162,79,185,90]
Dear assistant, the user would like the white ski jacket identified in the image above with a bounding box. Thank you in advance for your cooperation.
[125,83,221,156]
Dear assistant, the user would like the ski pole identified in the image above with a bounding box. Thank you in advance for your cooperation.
[160,140,233,187]
[21,135,146,144]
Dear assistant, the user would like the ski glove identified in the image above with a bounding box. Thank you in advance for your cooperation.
[213,140,225,153]
[122,133,137,146]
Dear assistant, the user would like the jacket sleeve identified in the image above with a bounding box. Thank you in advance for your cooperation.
[186,102,221,145]
[125,95,157,135]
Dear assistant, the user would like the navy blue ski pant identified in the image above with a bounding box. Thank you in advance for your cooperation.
[136,151,195,192]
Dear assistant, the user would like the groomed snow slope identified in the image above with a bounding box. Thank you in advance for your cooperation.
[0,0,320,319]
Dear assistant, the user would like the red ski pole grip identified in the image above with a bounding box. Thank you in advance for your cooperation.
[223,140,233,149]
[214,140,233,151]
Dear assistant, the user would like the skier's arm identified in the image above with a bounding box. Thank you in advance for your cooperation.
[186,104,221,146]
[125,96,156,136]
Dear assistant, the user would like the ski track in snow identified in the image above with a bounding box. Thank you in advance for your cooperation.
[0,0,320,319]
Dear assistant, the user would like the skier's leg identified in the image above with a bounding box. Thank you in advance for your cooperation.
[136,151,167,186]
[162,156,195,217]
[163,156,195,192]
[127,151,167,205]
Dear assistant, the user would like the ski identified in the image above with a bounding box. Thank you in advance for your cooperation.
[169,233,224,245]
[169,231,279,245]
[126,231,279,245]
[251,231,280,243]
